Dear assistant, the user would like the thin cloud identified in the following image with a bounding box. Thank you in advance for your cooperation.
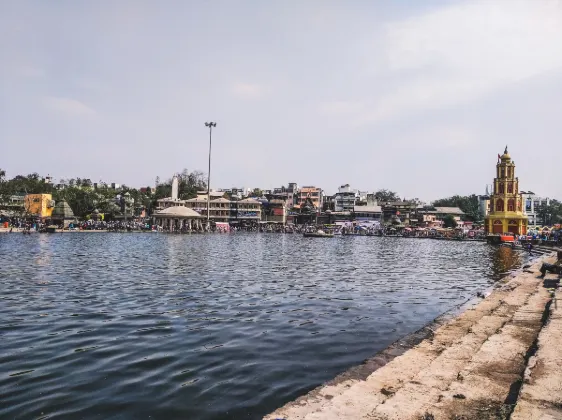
[356,0,562,125]
[318,101,364,115]
[19,65,45,79]
[42,96,97,117]
[230,82,268,99]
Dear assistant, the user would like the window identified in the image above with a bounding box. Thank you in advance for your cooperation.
[496,199,504,212]
[508,199,515,212]
[507,183,513,194]
[498,183,504,194]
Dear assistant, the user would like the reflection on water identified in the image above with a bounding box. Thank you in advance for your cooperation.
[489,246,524,280]
[0,234,527,420]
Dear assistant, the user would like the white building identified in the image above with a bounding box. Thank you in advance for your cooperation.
[521,191,550,226]
[478,184,494,218]
[334,184,358,212]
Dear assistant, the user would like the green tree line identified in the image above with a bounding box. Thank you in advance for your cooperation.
[0,169,207,219]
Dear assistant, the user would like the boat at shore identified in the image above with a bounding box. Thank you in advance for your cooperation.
[303,230,334,238]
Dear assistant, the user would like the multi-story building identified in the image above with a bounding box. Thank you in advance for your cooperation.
[334,184,358,212]
[484,147,528,235]
[262,195,288,224]
[158,194,261,223]
[520,191,550,226]
[297,186,323,210]
[24,193,55,220]
[323,195,335,212]
[381,201,417,225]
[416,207,466,227]
[272,183,299,209]
[156,176,260,223]
[218,187,252,200]
[353,193,381,221]
[478,184,495,218]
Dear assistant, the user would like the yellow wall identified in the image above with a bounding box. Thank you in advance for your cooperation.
[24,194,54,218]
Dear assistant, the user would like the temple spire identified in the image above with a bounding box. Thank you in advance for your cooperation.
[504,145,508,154]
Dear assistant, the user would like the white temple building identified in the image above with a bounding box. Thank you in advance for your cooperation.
[153,174,262,228]
[152,174,205,231]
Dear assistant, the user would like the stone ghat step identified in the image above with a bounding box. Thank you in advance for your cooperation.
[511,287,562,419]
[265,256,555,420]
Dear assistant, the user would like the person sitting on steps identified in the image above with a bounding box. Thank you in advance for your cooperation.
[539,250,562,277]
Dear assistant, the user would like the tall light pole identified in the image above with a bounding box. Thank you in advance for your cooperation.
[205,122,216,229]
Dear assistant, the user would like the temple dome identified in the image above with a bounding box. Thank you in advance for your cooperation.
[500,145,511,161]
[52,200,75,220]
[154,206,202,218]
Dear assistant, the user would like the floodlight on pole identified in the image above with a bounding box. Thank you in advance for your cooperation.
[204,122,217,228]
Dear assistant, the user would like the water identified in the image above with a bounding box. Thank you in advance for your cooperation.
[0,233,525,420]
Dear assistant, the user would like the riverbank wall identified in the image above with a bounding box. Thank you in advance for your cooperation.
[265,253,561,420]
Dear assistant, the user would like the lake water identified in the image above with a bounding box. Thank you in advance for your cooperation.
[0,233,525,419]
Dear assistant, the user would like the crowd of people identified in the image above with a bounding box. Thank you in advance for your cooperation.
[79,220,152,231]
[2,214,561,243]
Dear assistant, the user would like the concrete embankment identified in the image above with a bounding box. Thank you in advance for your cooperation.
[511,275,562,419]
[265,254,561,420]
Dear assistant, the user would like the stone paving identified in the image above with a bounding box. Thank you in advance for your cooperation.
[265,255,559,420]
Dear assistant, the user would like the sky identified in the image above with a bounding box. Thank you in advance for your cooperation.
[1,0,561,201]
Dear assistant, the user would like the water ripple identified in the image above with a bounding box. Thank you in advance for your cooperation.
[0,233,524,419]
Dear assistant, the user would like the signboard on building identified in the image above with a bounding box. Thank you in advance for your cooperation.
[237,211,258,218]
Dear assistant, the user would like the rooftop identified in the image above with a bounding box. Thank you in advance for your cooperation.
[354,205,382,213]
[154,206,202,218]
[434,207,465,215]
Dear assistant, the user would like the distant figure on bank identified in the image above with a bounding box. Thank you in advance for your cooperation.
[539,251,562,277]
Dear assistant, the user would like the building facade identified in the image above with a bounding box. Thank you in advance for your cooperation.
[381,201,417,225]
[24,194,55,219]
[415,207,465,228]
[176,196,262,223]
[262,197,288,224]
[353,205,382,221]
[334,184,357,212]
[520,192,550,227]
[297,186,323,209]
[156,177,261,224]
[272,183,299,209]
[484,147,527,235]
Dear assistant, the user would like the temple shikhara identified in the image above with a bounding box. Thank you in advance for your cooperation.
[485,146,528,235]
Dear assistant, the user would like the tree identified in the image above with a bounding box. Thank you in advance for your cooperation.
[537,200,562,225]
[152,169,207,211]
[432,194,481,221]
[443,214,458,228]
[374,189,400,203]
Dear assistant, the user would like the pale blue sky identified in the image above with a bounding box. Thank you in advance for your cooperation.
[1,0,561,201]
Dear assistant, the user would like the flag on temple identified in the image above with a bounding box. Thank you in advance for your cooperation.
[497,153,501,162]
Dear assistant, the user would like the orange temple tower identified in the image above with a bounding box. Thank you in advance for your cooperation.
[485,146,527,235]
